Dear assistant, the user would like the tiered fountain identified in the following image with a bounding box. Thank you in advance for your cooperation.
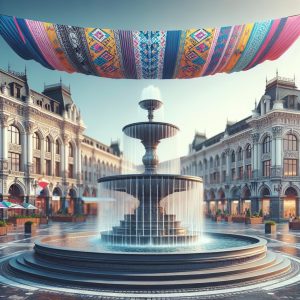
[99,99,202,246]
[0,97,293,297]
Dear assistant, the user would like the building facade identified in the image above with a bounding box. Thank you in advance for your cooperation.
[0,68,121,217]
[181,75,300,222]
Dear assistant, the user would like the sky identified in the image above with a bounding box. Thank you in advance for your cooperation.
[0,0,300,160]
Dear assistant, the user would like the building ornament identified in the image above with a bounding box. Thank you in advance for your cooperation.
[261,153,271,161]
[0,114,9,127]
[24,121,36,134]
[272,126,283,138]
[62,133,70,145]
[8,143,22,153]
[251,133,260,143]
[283,150,298,159]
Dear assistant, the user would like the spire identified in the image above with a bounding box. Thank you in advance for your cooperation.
[8,63,10,72]
[24,65,27,75]
[276,68,278,77]
[254,99,257,109]
[60,76,62,85]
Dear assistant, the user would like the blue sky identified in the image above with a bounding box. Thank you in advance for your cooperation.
[0,0,300,161]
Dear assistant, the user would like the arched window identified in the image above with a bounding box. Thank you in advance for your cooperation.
[245,144,251,159]
[84,155,88,166]
[221,153,226,165]
[209,157,213,168]
[237,148,243,161]
[8,125,20,145]
[45,136,51,152]
[231,151,235,163]
[263,136,271,154]
[33,132,41,150]
[284,134,297,151]
[68,143,73,157]
[55,140,60,155]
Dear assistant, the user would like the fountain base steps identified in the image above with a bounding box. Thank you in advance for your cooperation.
[0,233,292,291]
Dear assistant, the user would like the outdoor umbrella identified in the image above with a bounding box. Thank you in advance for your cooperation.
[22,203,38,210]
[11,203,25,209]
[0,202,8,209]
[37,178,50,189]
[2,201,13,208]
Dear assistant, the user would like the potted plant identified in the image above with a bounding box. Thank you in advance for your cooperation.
[0,220,7,236]
[245,210,264,224]
[265,220,276,234]
[212,209,222,222]
[24,221,37,234]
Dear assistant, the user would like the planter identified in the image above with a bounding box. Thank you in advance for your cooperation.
[245,217,263,224]
[6,223,14,232]
[0,226,7,236]
[52,215,86,222]
[24,223,37,234]
[265,223,276,234]
[9,217,40,227]
[224,215,232,222]
[289,221,300,230]
[232,216,246,223]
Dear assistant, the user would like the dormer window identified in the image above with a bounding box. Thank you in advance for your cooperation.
[16,86,21,99]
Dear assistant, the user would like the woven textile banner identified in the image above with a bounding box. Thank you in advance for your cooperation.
[0,14,300,79]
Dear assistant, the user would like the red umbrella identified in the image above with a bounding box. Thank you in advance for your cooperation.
[38,178,49,189]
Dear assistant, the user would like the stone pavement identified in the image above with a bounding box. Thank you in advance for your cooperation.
[0,218,299,300]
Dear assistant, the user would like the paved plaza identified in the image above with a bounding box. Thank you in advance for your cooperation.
[0,218,299,300]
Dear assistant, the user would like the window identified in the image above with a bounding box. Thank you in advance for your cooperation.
[263,160,271,177]
[231,151,235,163]
[8,125,20,145]
[8,152,20,171]
[222,153,226,165]
[263,136,271,153]
[68,164,73,178]
[55,162,60,177]
[231,168,236,180]
[283,134,297,151]
[89,172,92,182]
[245,144,251,159]
[68,143,73,157]
[238,166,243,180]
[237,148,243,161]
[45,159,51,176]
[222,170,226,182]
[215,156,220,167]
[85,171,87,181]
[246,164,252,179]
[46,137,51,152]
[33,132,41,150]
[16,87,21,99]
[33,157,41,174]
[284,159,298,176]
[55,140,60,154]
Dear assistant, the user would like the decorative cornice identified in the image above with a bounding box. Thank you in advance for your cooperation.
[251,133,260,143]
[272,126,283,138]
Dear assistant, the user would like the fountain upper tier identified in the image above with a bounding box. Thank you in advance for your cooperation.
[123,99,179,174]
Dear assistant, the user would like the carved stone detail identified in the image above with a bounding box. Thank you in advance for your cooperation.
[33,149,41,157]
[24,121,36,134]
[272,126,283,138]
[62,134,69,145]
[45,152,52,160]
[8,143,22,153]
[283,150,298,159]
[271,166,282,177]
[0,114,9,127]
[261,153,271,161]
[251,133,260,143]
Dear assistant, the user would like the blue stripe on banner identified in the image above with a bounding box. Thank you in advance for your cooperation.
[163,30,181,79]
[0,15,33,60]
[16,18,54,69]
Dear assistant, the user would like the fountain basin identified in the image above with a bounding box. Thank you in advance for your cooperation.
[2,232,290,291]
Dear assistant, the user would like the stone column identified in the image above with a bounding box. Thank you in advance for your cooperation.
[0,114,9,161]
[225,148,230,183]
[271,126,283,177]
[251,133,260,178]
[269,196,282,222]
[24,121,35,173]
[76,137,82,181]
[62,134,69,179]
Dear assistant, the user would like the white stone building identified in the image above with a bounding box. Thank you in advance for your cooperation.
[181,75,300,222]
[0,67,121,217]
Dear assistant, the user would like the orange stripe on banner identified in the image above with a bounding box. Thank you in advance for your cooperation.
[221,23,254,73]
[42,22,76,73]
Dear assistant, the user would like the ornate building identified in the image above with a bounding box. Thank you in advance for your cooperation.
[0,67,121,216]
[181,75,300,222]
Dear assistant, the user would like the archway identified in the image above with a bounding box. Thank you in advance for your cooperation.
[259,186,271,217]
[68,188,77,215]
[52,187,62,214]
[8,183,24,203]
[230,187,240,215]
[283,187,298,218]
[217,189,227,212]
[241,186,251,214]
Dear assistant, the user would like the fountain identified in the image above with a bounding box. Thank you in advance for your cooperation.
[0,95,294,297]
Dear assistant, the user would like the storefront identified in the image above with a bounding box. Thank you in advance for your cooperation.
[52,187,62,214]
[231,200,239,215]
[259,187,271,217]
[209,201,216,214]
[283,187,298,218]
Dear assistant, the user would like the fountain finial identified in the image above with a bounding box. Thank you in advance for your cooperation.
[139,99,163,122]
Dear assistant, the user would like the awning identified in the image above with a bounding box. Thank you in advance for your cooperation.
[82,197,116,203]
[11,203,25,209]
[22,203,39,210]
[2,201,13,208]
[0,202,8,209]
